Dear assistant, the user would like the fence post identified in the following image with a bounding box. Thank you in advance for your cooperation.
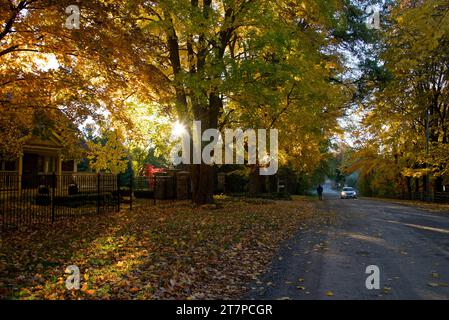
[173,174,177,200]
[188,175,192,200]
[51,173,56,223]
[130,174,133,211]
[97,173,100,215]
[153,176,156,205]
[117,174,120,212]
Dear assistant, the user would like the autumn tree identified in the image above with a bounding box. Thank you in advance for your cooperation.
[87,129,129,174]
[2,0,354,203]
[1,1,89,157]
[349,0,449,196]
[63,0,352,203]
[0,0,157,161]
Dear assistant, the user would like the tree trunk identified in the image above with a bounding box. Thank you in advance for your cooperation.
[406,176,412,199]
[190,163,215,204]
[188,94,221,205]
[423,175,428,193]
[164,4,227,205]
[434,176,444,193]
[249,165,262,197]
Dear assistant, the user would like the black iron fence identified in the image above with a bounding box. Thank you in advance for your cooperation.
[434,192,449,203]
[1,172,192,231]
[0,173,119,231]
[124,174,192,210]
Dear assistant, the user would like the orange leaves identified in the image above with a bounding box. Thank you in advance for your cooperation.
[81,283,96,296]
[129,287,140,294]
[0,197,322,300]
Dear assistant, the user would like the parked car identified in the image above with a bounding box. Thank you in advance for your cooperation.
[341,187,357,199]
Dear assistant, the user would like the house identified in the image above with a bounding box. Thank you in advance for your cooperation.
[0,130,80,192]
[0,122,122,230]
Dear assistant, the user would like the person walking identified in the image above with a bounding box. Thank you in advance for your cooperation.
[317,185,324,200]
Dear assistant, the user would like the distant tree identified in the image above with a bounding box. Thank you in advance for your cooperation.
[87,130,129,174]
[351,0,449,195]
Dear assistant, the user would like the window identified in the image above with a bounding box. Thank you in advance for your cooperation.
[37,156,56,173]
[37,156,44,173]
[0,159,18,171]
[62,160,74,172]
[48,157,56,173]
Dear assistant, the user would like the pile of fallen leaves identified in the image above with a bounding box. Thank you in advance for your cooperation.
[0,197,330,300]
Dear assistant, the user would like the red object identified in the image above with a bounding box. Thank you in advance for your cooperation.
[141,164,165,188]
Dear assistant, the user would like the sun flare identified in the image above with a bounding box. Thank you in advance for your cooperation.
[172,121,187,137]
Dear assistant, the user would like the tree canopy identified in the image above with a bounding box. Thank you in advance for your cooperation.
[345,0,449,196]
[1,0,362,203]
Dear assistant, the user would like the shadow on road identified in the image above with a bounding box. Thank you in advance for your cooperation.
[245,194,449,300]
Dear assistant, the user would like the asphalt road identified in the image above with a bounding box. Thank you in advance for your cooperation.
[245,191,449,300]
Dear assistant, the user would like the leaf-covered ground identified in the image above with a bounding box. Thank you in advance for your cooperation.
[0,196,333,300]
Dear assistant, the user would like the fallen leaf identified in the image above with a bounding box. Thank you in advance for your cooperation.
[325,290,334,297]
[0,197,329,300]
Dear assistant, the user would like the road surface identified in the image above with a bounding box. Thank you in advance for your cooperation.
[245,190,449,300]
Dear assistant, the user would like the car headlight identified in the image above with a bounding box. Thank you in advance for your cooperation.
[341,192,346,196]
[354,192,357,196]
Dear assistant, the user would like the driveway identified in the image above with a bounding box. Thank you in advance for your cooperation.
[245,193,449,300]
